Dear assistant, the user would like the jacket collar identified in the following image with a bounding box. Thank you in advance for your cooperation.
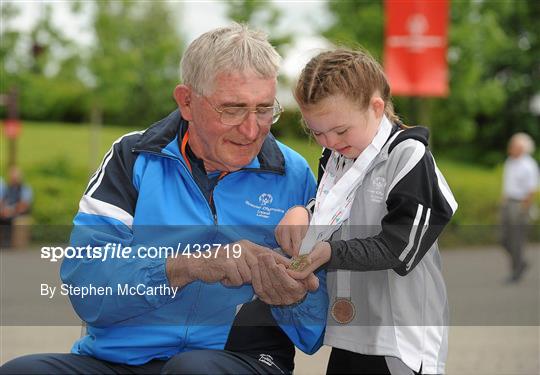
[133,109,285,174]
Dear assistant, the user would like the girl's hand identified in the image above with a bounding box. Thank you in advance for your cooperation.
[286,241,332,280]
[275,206,310,257]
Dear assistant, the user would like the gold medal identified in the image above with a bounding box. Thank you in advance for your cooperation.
[331,298,355,324]
[288,254,310,272]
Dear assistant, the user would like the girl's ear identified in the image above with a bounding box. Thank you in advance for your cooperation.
[370,96,385,120]
[173,85,193,121]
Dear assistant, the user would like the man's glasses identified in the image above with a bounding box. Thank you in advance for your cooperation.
[202,96,284,127]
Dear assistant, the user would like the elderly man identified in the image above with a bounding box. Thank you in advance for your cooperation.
[1,24,326,374]
[501,132,539,283]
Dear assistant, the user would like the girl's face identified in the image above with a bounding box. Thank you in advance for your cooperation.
[300,94,384,159]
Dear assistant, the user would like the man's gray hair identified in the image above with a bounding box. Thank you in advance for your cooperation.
[511,132,535,154]
[180,23,281,95]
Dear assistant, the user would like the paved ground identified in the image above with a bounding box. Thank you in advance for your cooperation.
[1,245,539,374]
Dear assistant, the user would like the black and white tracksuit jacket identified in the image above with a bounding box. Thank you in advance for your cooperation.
[317,123,457,374]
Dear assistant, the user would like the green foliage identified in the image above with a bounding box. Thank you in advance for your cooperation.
[430,0,540,164]
[324,0,384,59]
[272,110,309,139]
[225,0,292,56]
[1,3,87,122]
[16,73,89,122]
[1,1,183,127]
[0,2,21,72]
[86,0,183,126]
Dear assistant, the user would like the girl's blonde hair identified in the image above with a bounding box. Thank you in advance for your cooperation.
[294,48,399,123]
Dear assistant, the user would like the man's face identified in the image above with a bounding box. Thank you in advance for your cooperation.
[185,71,277,172]
[508,138,524,158]
[8,168,21,185]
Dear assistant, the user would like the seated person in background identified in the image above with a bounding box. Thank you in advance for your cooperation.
[0,166,33,248]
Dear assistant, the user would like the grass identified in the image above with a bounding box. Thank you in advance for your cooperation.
[1,120,537,244]
[3,121,139,172]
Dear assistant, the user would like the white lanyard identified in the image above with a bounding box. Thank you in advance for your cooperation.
[299,115,393,255]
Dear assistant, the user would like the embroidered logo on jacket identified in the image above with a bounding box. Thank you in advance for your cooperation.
[245,193,285,219]
[368,176,386,203]
[259,193,273,205]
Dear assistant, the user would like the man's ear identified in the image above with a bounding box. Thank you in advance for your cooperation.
[370,96,385,120]
[173,85,193,121]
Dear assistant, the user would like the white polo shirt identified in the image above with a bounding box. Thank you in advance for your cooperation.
[503,154,539,200]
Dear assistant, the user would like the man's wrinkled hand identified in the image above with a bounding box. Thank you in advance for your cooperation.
[252,252,319,306]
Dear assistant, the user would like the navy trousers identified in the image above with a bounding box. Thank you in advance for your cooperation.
[326,348,422,375]
[0,350,289,374]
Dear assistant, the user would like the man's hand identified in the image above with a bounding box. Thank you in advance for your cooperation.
[275,206,310,258]
[252,252,319,306]
[166,239,323,304]
[165,249,242,288]
[219,240,270,286]
[166,240,279,288]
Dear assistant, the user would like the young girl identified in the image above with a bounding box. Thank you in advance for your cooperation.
[276,49,457,374]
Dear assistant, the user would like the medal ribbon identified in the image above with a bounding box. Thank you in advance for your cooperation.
[299,115,394,255]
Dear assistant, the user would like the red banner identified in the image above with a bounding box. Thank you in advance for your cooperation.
[384,0,449,97]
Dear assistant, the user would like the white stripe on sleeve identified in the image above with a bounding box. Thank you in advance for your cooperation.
[431,156,458,214]
[399,204,424,262]
[407,208,431,270]
[79,195,133,228]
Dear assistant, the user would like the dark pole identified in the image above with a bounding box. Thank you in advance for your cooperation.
[409,96,432,151]
[6,87,19,168]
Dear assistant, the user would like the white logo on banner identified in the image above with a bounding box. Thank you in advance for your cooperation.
[387,13,444,53]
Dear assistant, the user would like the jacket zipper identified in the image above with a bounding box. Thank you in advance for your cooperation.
[132,147,212,348]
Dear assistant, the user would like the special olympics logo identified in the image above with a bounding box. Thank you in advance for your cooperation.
[258,193,273,206]
[387,12,443,52]
[407,14,428,36]
[372,176,387,189]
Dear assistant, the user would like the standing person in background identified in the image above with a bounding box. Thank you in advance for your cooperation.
[276,48,458,374]
[501,132,539,283]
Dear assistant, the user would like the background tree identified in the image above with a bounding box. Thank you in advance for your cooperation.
[323,0,384,60]
[85,0,183,126]
[1,2,22,84]
[1,3,87,122]
[432,0,540,164]
[226,0,292,55]
[1,1,184,127]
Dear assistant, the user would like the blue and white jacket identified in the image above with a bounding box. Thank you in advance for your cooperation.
[61,110,327,367]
